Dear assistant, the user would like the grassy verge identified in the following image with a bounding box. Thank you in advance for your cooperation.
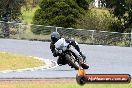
[91,8,110,15]
[22,7,39,24]
[0,52,45,71]
[0,79,131,88]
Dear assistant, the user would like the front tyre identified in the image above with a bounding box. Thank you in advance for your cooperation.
[76,75,86,85]
[65,54,79,70]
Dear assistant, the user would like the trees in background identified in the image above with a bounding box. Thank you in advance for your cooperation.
[100,0,132,32]
[24,0,40,10]
[75,0,92,10]
[33,0,92,28]
[0,0,25,38]
[1,0,132,34]
[0,0,25,21]
[77,10,116,31]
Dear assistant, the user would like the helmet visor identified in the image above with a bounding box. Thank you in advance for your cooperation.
[51,37,58,43]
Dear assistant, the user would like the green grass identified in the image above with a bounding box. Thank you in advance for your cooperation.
[21,6,110,24]
[0,80,131,88]
[20,33,51,41]
[22,7,39,24]
[0,52,45,70]
[91,8,110,15]
[16,84,132,88]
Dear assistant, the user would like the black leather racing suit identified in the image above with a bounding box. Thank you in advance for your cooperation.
[50,39,85,65]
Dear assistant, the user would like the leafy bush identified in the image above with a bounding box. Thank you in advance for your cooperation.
[33,0,83,28]
[77,9,116,31]
[32,0,92,34]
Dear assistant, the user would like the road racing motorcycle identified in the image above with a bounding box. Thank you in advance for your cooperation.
[54,38,89,70]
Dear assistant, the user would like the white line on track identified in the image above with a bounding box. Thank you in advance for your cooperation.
[0,52,58,73]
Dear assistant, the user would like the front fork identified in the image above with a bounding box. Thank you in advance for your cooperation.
[68,46,84,63]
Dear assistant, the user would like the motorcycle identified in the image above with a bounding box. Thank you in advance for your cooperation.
[54,38,89,70]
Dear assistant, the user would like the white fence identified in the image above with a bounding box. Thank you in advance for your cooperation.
[0,21,131,47]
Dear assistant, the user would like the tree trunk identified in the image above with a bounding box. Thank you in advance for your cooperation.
[2,5,10,38]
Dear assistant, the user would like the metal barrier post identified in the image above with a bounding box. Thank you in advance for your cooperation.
[18,23,20,39]
[17,23,22,39]
[130,29,132,47]
[89,30,95,45]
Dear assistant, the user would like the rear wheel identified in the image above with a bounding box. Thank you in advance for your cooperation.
[65,54,79,70]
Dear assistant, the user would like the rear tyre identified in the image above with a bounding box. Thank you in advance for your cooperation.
[65,54,79,70]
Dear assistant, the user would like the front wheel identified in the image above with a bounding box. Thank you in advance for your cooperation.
[65,54,79,70]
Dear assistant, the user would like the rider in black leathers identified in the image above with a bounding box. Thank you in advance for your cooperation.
[50,32,88,69]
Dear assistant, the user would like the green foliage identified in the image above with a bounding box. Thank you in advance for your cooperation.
[75,0,92,10]
[100,0,132,32]
[0,0,25,21]
[77,10,116,31]
[0,0,26,38]
[33,0,85,29]
[22,7,38,24]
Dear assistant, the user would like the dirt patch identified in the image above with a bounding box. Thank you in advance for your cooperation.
[29,79,76,84]
[0,79,76,88]
[0,79,76,84]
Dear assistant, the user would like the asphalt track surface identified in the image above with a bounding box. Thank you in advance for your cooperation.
[0,39,132,79]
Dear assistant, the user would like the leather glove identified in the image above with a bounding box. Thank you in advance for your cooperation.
[53,52,57,57]
[53,50,59,57]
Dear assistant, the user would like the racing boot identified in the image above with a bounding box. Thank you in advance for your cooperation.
[81,63,89,69]
[79,52,89,69]
[79,52,86,62]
